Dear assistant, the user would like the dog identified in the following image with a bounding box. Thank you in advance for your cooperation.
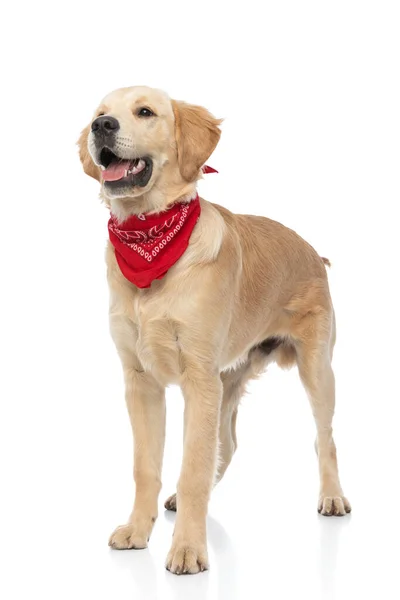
[78,85,351,575]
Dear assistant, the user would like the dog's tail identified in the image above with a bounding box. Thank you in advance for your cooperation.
[321,257,331,268]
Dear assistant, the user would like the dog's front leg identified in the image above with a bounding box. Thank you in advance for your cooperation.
[109,369,166,549]
[166,367,221,574]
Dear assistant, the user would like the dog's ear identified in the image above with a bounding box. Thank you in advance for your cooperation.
[77,125,101,182]
[172,100,222,182]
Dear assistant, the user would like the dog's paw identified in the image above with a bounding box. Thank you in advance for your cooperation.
[108,522,149,550]
[164,493,177,512]
[318,495,352,516]
[166,541,209,575]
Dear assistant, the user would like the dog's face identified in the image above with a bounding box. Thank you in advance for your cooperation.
[84,87,174,200]
[78,86,221,214]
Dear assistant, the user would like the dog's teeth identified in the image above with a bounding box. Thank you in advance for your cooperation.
[124,159,146,176]
[100,165,105,171]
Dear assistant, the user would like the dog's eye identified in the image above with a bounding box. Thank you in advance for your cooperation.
[137,107,155,118]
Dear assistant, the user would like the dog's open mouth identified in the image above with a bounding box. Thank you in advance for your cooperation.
[99,148,153,188]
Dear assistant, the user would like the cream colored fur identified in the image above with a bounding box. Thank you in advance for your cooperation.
[78,86,351,575]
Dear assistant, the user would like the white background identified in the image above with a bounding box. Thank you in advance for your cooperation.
[1,1,399,598]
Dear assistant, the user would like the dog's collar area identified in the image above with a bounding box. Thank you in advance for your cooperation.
[108,166,217,288]
[109,195,201,288]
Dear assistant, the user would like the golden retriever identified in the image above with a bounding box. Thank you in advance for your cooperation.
[78,85,351,575]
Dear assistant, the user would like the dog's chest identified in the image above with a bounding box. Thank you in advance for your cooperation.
[129,286,184,384]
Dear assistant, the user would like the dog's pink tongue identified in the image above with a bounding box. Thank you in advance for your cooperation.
[102,160,131,182]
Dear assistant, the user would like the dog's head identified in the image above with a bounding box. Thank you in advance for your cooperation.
[78,86,221,216]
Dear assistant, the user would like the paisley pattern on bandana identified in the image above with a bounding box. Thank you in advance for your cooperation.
[108,197,201,288]
[109,203,190,264]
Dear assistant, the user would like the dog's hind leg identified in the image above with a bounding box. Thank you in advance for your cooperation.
[293,306,351,516]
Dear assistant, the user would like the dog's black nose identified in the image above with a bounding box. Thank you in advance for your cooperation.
[91,115,120,135]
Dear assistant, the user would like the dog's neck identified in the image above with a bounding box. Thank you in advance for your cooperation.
[105,182,198,223]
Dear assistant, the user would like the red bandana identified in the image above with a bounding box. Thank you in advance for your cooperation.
[108,196,201,288]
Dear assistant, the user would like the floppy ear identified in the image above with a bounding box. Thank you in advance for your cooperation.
[172,100,222,182]
[77,125,101,182]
